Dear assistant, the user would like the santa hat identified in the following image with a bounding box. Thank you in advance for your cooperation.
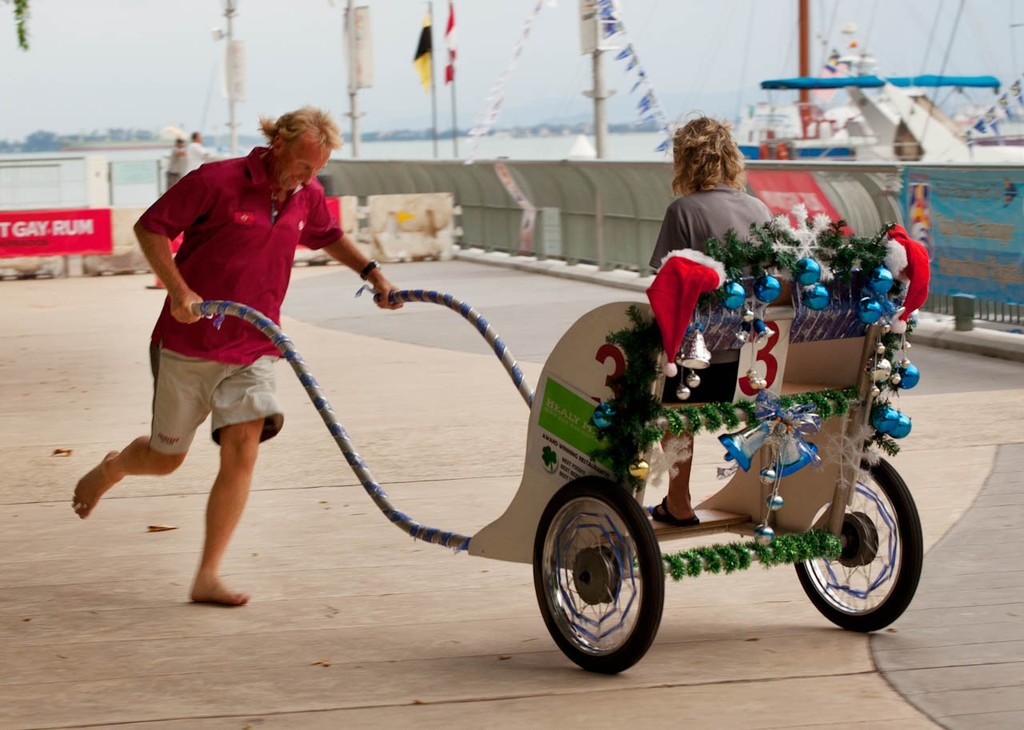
[647,251,726,376]
[883,224,931,334]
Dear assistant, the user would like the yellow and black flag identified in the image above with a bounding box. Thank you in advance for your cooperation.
[413,10,432,92]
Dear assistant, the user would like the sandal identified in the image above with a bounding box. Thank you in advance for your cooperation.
[650,497,700,527]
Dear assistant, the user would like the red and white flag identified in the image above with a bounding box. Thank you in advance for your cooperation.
[444,1,457,84]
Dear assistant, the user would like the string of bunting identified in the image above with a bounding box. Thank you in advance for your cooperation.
[661,529,842,581]
[594,0,673,152]
[965,75,1024,146]
[464,0,551,164]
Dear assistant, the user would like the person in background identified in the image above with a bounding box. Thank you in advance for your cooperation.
[185,131,209,172]
[165,137,187,189]
[648,116,772,527]
[72,106,403,606]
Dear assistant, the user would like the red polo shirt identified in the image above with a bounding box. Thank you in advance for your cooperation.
[139,147,342,365]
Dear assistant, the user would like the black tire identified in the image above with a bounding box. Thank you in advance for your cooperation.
[795,458,923,632]
[533,477,664,674]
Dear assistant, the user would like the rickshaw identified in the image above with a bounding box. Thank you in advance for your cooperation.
[195,246,923,675]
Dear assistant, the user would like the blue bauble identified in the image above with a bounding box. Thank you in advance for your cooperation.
[754,524,776,545]
[867,266,895,296]
[889,414,913,439]
[753,274,782,304]
[592,402,615,429]
[721,281,746,310]
[859,297,883,324]
[803,283,830,310]
[871,405,901,434]
[898,363,920,389]
[794,258,822,286]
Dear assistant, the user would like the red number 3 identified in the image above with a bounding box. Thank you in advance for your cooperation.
[594,343,626,401]
[739,321,781,396]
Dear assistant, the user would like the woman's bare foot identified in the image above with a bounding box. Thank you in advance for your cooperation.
[191,574,250,606]
[72,451,120,518]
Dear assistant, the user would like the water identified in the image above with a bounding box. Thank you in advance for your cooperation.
[0,131,672,165]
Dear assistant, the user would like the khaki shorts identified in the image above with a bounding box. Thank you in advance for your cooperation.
[150,346,284,454]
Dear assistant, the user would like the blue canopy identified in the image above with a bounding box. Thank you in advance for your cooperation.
[761,75,1000,91]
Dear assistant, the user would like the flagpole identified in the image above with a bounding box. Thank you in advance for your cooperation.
[429,0,439,158]
[451,71,458,158]
[448,1,458,158]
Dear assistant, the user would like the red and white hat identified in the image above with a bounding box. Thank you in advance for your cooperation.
[646,251,726,376]
[883,224,931,334]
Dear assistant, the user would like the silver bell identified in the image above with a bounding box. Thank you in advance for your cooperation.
[680,329,712,370]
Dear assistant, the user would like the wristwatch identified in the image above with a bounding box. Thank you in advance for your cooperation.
[359,259,380,280]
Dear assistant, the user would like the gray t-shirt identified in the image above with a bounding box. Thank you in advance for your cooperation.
[649,184,772,270]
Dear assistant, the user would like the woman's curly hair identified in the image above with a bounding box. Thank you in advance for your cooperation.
[670,116,746,195]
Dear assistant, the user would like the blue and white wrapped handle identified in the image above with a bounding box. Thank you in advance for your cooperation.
[360,287,534,408]
[191,299,477,551]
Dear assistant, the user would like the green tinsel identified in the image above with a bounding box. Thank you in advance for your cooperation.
[591,302,864,487]
[590,306,665,491]
[590,217,916,488]
[701,218,895,285]
[662,529,842,581]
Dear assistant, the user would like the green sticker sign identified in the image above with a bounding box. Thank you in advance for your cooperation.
[537,378,605,457]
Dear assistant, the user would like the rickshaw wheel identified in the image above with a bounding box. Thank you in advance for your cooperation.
[795,458,923,632]
[533,477,664,674]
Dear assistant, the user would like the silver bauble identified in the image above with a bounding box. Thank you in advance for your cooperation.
[875,343,887,355]
[742,309,755,323]
[881,323,891,334]
[759,468,778,485]
[686,372,701,388]
[754,524,776,545]
[767,494,785,511]
[872,358,892,382]
[890,372,902,386]
[746,368,758,380]
[904,342,912,351]
[870,386,881,398]
[735,330,749,344]
[675,385,691,400]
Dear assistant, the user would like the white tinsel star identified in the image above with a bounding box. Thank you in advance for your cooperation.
[772,204,838,277]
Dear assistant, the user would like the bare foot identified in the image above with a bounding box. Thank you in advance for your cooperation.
[191,575,250,606]
[72,451,120,518]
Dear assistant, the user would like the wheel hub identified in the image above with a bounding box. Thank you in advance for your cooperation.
[572,546,620,605]
[839,511,879,567]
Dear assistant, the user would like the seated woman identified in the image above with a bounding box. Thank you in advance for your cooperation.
[648,116,771,526]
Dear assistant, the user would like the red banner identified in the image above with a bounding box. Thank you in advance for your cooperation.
[0,208,112,258]
[746,171,851,233]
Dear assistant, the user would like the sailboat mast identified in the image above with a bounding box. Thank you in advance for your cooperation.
[794,0,812,140]
[798,0,810,107]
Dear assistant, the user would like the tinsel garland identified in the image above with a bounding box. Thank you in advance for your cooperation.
[661,529,842,581]
[592,217,915,487]
[592,305,861,488]
[590,305,665,490]
[703,219,895,287]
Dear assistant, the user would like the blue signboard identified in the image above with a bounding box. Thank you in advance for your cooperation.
[903,168,1024,304]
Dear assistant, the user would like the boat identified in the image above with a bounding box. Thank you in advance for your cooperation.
[733,3,1024,164]
[737,74,1024,163]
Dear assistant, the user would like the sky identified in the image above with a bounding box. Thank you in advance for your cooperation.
[2,0,1023,144]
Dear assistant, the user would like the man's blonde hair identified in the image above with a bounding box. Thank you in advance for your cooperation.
[670,116,746,195]
[258,106,343,151]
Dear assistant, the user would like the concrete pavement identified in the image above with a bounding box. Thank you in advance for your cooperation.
[1,261,1022,728]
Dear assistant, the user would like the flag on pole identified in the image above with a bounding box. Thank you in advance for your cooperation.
[444,1,457,84]
[813,48,846,103]
[413,10,432,92]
